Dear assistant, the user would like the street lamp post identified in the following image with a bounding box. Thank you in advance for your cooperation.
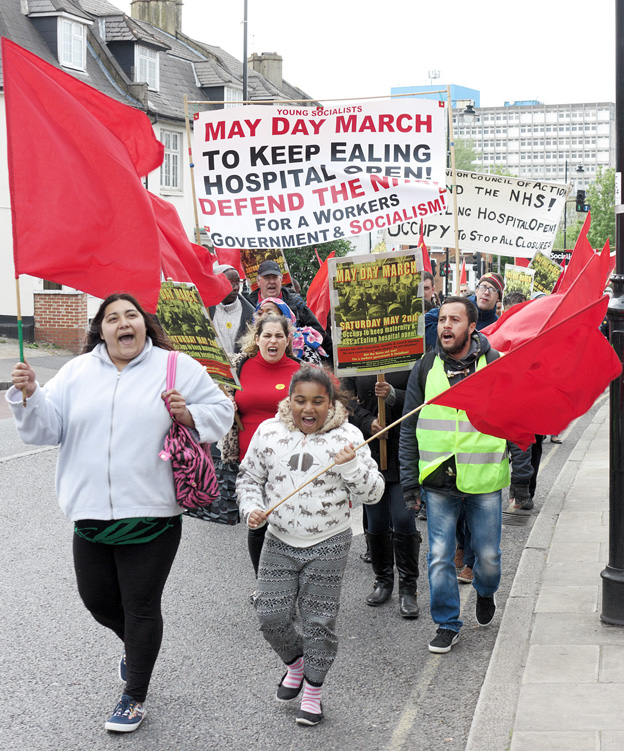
[601,0,624,625]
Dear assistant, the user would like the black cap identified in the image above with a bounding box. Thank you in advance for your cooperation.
[257,260,282,277]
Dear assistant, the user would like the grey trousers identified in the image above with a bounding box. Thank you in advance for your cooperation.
[256,528,352,685]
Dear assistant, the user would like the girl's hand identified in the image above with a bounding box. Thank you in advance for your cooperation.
[335,442,356,465]
[162,389,195,428]
[11,361,37,398]
[248,509,268,529]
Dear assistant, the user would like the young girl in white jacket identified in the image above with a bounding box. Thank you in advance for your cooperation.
[237,365,384,726]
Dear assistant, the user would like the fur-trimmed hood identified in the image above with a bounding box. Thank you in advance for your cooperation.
[277,398,348,434]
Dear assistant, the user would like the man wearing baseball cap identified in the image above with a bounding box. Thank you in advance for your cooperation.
[244,260,330,352]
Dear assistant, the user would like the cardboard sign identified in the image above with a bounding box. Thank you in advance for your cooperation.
[329,249,424,377]
[157,281,239,389]
[193,100,447,249]
[383,170,569,256]
[504,265,535,300]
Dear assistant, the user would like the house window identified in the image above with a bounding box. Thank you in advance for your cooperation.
[224,87,244,108]
[136,46,159,90]
[59,18,85,70]
[160,130,181,190]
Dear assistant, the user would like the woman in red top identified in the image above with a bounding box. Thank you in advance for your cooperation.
[234,315,301,591]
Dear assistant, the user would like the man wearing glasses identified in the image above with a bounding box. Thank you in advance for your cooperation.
[425,272,505,350]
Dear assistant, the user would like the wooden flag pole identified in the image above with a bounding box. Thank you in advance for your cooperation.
[264,402,426,516]
[183,94,203,246]
[376,373,388,470]
[15,278,27,406]
[447,84,462,295]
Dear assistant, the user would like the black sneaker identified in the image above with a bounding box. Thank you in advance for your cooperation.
[276,673,304,702]
[428,628,459,653]
[476,593,497,626]
[296,705,324,726]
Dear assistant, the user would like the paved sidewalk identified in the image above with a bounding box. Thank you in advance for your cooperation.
[467,402,624,751]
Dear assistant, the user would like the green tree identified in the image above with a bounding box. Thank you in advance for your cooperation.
[283,239,354,298]
[453,137,477,171]
[553,167,615,251]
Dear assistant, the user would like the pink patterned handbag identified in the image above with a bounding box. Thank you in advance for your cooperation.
[159,351,219,509]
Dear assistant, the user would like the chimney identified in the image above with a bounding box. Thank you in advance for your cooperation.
[248,52,283,89]
[130,0,183,36]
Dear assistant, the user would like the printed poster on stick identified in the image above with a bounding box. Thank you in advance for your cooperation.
[157,281,240,389]
[529,251,562,294]
[192,99,447,250]
[504,265,535,299]
[383,170,569,257]
[329,250,424,377]
[239,248,292,291]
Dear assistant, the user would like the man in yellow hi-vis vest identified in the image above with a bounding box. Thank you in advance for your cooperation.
[399,296,510,654]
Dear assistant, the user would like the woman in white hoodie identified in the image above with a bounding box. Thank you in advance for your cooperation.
[8,293,233,734]
[237,365,384,727]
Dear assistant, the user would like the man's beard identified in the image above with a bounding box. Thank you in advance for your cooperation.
[439,328,470,356]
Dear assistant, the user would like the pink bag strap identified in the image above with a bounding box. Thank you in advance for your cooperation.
[164,350,179,417]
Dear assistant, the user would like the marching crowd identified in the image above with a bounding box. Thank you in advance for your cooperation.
[7,260,546,733]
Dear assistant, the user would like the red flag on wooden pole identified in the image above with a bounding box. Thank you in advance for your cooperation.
[3,38,165,311]
[307,251,335,329]
[460,257,467,285]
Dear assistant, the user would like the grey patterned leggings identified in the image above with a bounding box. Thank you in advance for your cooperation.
[256,529,352,685]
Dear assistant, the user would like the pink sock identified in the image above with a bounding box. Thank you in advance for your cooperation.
[300,679,322,714]
[282,656,304,689]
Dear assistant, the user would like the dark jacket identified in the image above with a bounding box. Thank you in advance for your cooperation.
[398,331,501,493]
[341,372,409,483]
[424,295,498,350]
[209,294,255,354]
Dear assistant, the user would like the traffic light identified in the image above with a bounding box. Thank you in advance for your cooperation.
[431,259,437,276]
[575,189,586,212]
[440,262,450,277]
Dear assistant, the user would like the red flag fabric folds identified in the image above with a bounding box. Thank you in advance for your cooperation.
[557,212,593,294]
[307,251,335,330]
[418,220,432,273]
[3,38,164,310]
[152,194,230,307]
[460,257,467,285]
[428,296,620,450]
[214,248,245,278]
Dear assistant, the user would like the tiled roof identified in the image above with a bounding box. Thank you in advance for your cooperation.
[26,0,92,21]
[0,0,317,118]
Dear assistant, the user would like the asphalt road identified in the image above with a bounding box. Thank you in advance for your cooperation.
[0,393,605,751]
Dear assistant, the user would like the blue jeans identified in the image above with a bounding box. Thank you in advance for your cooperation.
[423,487,502,632]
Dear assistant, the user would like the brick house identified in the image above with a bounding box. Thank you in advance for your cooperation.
[0,0,314,351]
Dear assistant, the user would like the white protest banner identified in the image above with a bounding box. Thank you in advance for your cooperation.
[383,170,569,257]
[192,99,447,250]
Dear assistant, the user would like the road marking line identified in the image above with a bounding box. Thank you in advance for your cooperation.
[0,446,57,463]
[386,583,473,750]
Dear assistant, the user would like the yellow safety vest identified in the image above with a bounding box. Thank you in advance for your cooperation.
[416,355,510,494]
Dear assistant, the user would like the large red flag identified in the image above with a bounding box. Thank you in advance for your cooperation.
[3,38,164,309]
[152,195,230,307]
[429,296,620,450]
[307,251,335,329]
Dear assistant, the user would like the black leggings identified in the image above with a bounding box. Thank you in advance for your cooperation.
[72,518,181,702]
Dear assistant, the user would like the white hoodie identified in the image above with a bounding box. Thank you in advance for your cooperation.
[237,399,384,547]
[6,339,234,521]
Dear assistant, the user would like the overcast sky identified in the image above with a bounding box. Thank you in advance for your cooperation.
[115,0,616,107]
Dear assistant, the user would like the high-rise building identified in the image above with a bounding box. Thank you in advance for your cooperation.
[392,84,615,188]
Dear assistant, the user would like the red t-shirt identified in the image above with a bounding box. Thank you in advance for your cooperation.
[235,354,301,460]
